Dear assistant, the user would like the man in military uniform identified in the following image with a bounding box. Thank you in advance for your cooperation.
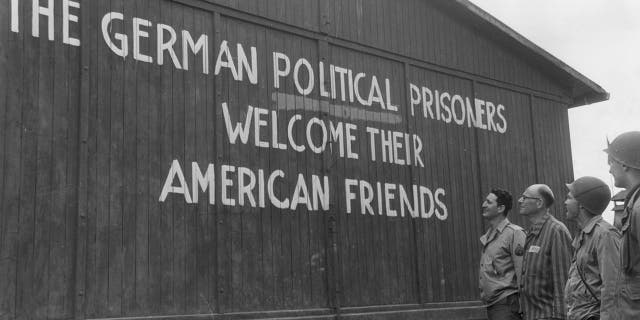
[518,184,572,320]
[563,176,619,320]
[479,189,526,320]
[605,131,640,319]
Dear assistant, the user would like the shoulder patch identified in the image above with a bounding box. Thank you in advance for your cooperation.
[514,244,525,256]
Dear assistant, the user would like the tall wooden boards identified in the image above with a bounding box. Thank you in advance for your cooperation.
[0,0,584,319]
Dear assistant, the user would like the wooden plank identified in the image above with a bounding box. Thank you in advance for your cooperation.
[33,8,57,315]
[225,18,244,312]
[0,0,25,317]
[146,0,162,315]
[106,0,126,315]
[83,0,102,316]
[48,9,74,317]
[14,7,42,317]
[65,9,82,317]
[181,4,198,314]
[213,11,225,314]
[171,2,188,312]
[94,0,115,316]
[192,10,213,314]
[74,0,94,316]
[133,0,151,314]
[158,0,176,314]
[288,33,303,310]
[259,27,277,311]
[237,20,262,311]
[121,0,139,315]
[201,10,217,315]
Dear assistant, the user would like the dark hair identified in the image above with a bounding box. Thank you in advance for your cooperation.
[537,185,555,208]
[491,188,513,216]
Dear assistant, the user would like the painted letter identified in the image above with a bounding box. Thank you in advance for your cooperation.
[273,52,290,89]
[133,18,153,63]
[182,30,209,74]
[157,24,182,69]
[159,160,193,203]
[11,0,19,33]
[32,0,54,40]
[62,0,80,46]
[101,12,128,57]
[237,43,257,84]
[293,58,315,95]
[192,162,215,205]
[267,170,289,209]
[345,179,358,214]
[222,103,253,145]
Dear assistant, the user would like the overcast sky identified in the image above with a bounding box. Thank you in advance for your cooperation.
[470,0,640,216]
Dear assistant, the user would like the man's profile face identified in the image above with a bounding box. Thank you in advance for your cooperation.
[564,191,579,221]
[608,156,626,188]
[482,193,502,219]
[518,186,541,216]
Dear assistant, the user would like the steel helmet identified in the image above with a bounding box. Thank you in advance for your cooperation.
[604,131,640,169]
[566,176,611,215]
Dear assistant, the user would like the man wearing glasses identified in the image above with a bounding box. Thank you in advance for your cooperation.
[518,184,572,320]
[479,189,526,320]
[605,131,640,319]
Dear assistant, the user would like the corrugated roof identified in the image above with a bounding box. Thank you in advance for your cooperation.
[449,0,609,107]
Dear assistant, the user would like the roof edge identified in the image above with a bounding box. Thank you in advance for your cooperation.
[453,0,609,107]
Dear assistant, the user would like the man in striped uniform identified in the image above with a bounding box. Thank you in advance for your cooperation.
[518,184,572,320]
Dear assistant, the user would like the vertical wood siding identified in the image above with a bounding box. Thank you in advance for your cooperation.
[0,0,579,319]
[0,0,81,318]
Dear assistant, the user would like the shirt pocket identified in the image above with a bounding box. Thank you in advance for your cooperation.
[481,255,497,276]
[626,276,640,300]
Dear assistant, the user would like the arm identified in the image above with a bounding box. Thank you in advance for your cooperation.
[551,227,573,318]
[510,229,526,288]
[598,229,621,320]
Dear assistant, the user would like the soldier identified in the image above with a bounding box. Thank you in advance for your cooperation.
[518,184,572,320]
[563,176,619,320]
[605,131,640,319]
[479,189,526,320]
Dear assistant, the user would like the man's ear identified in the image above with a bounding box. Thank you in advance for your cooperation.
[497,204,505,215]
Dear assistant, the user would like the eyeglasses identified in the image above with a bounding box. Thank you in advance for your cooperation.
[519,195,541,201]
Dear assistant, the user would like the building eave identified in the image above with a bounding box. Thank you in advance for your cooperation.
[449,0,609,107]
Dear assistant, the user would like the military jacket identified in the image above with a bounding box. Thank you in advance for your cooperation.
[564,216,620,320]
[479,218,526,306]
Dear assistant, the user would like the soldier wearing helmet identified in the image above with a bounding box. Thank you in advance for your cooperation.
[604,131,640,319]
[563,176,619,320]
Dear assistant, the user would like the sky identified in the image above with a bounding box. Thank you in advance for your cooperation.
[470,0,640,220]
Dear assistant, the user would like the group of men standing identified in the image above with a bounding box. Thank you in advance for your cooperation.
[478,131,640,320]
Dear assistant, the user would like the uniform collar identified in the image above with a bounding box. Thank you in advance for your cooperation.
[480,218,510,246]
[528,213,550,236]
[495,217,510,233]
[625,183,640,206]
[581,215,601,234]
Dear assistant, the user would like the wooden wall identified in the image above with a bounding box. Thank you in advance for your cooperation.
[0,0,576,319]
